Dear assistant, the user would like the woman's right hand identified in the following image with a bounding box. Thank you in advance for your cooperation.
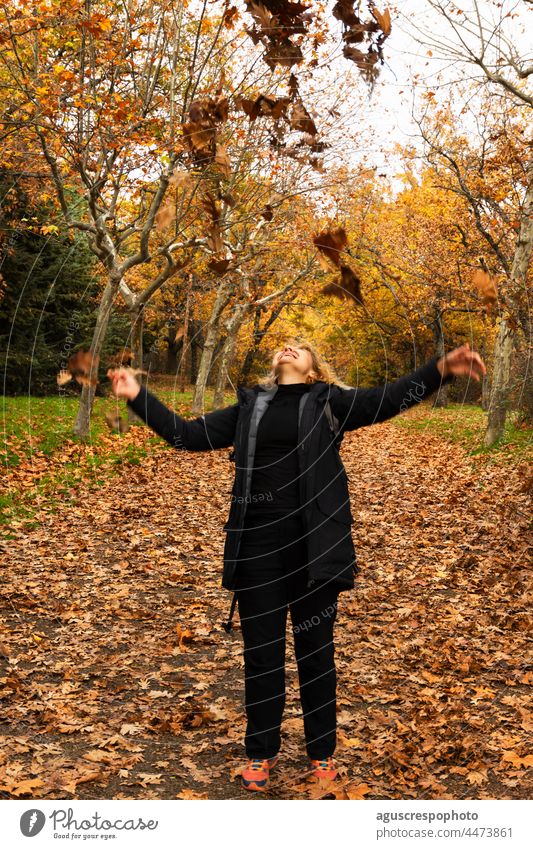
[108,367,141,401]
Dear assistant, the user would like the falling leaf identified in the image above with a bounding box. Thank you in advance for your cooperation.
[343,45,378,69]
[472,269,498,308]
[247,1,273,31]
[290,101,317,135]
[245,0,311,68]
[155,202,176,232]
[222,5,239,28]
[237,94,291,121]
[169,170,194,190]
[104,413,130,434]
[220,191,236,207]
[56,349,99,388]
[214,145,231,179]
[69,349,98,377]
[107,351,134,369]
[313,226,348,267]
[333,0,360,26]
[370,7,392,37]
[263,40,304,68]
[321,265,364,305]
[200,191,223,253]
[208,257,231,275]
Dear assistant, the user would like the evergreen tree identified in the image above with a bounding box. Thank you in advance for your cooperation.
[0,174,130,395]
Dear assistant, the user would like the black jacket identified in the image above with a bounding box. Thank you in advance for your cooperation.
[127,355,454,629]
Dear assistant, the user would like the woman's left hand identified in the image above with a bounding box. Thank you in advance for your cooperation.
[436,343,487,382]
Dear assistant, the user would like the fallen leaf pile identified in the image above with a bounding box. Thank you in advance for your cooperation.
[0,411,530,799]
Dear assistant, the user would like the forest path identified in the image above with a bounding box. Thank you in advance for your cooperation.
[1,418,530,800]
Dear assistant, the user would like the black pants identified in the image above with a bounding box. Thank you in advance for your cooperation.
[235,511,339,760]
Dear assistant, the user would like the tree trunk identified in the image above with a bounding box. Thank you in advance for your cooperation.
[179,275,192,393]
[480,334,490,411]
[481,375,490,412]
[239,305,263,385]
[189,320,202,383]
[484,164,533,446]
[130,307,144,375]
[484,316,515,446]
[515,348,533,425]
[212,304,247,408]
[432,312,449,408]
[73,279,118,439]
[166,317,180,374]
[192,279,234,414]
[206,335,227,389]
[128,306,145,424]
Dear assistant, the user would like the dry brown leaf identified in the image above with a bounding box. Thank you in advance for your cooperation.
[466,769,488,785]
[155,202,175,232]
[501,751,532,769]
[214,145,231,179]
[472,269,498,308]
[0,778,44,796]
[208,256,231,275]
[176,788,209,799]
[313,226,348,267]
[104,413,130,434]
[290,101,317,135]
[345,781,372,799]
[371,6,392,37]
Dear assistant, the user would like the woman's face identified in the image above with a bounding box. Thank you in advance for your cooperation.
[272,344,314,379]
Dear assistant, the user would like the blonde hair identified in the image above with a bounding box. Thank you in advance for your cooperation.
[257,336,351,389]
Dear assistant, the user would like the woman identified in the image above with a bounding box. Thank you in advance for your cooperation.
[110,339,485,792]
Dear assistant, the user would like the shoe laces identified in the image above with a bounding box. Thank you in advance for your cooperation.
[249,758,268,771]
[313,757,334,769]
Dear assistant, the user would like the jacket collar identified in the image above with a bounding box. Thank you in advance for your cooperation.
[236,379,331,405]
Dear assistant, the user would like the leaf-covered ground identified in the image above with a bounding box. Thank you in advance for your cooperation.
[0,411,531,800]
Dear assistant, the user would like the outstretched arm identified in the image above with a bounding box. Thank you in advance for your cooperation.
[329,344,486,432]
[110,369,238,451]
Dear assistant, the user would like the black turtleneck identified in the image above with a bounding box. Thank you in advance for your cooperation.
[246,382,310,517]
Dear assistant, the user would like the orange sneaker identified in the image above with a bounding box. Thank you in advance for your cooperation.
[309,756,338,780]
[241,755,279,791]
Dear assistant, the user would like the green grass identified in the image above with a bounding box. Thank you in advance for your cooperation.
[0,385,234,467]
[1,395,105,467]
[393,402,532,466]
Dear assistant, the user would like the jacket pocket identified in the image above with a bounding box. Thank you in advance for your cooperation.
[315,495,355,525]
